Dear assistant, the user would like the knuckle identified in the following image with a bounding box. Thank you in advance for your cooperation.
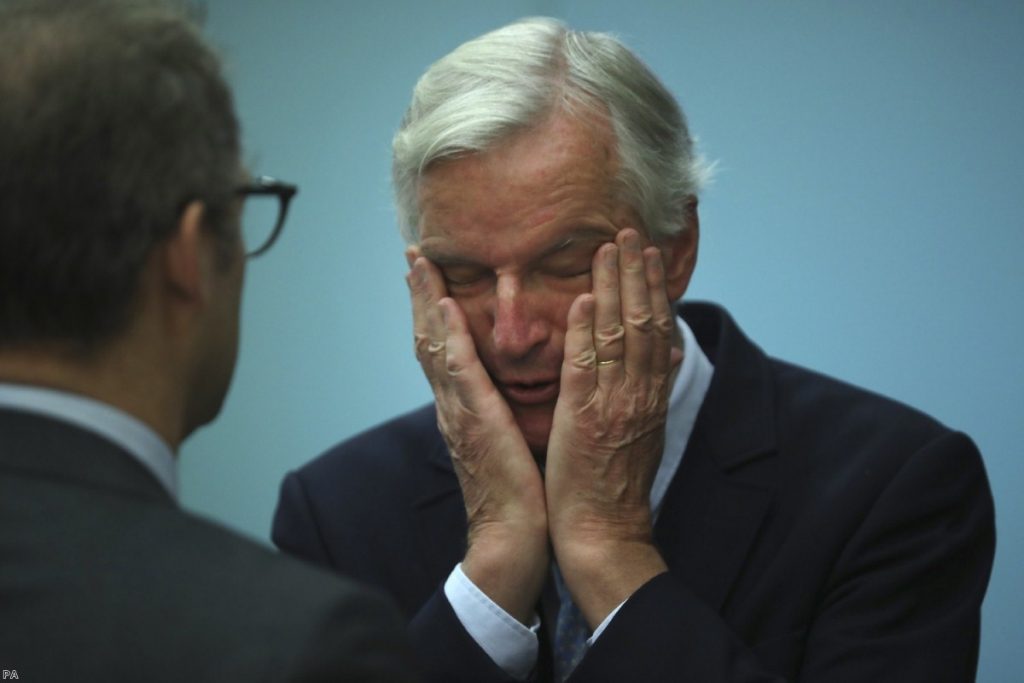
[413,333,431,359]
[652,313,674,336]
[571,349,597,370]
[625,310,653,333]
[595,323,625,347]
[414,334,446,363]
[445,355,464,376]
[623,257,645,275]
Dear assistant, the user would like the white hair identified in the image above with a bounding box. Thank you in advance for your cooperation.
[392,17,712,244]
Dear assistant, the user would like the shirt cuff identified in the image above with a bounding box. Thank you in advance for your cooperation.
[444,563,540,680]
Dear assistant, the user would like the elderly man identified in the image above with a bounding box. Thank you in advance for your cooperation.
[273,18,995,683]
[0,1,414,681]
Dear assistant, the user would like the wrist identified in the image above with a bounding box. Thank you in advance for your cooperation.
[554,538,667,628]
[463,520,549,624]
[549,499,655,556]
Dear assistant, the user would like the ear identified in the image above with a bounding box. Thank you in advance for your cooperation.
[659,199,700,301]
[161,200,211,305]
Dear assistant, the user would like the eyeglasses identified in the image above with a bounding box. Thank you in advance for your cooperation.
[235,176,298,258]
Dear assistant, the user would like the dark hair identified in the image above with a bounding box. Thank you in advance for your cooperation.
[0,0,241,350]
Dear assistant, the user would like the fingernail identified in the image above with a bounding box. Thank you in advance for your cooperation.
[623,229,639,250]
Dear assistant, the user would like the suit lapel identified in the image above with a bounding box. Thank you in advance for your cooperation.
[654,433,775,612]
[654,303,780,612]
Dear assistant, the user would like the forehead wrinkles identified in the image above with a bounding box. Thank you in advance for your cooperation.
[419,177,616,269]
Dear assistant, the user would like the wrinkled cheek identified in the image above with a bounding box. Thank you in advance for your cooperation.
[456,304,496,360]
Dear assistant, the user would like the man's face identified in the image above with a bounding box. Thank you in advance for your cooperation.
[416,111,645,455]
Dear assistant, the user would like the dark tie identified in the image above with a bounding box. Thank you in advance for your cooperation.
[552,566,589,682]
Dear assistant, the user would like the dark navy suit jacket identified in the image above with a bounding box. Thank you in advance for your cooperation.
[273,302,995,682]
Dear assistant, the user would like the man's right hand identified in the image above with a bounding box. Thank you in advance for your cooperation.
[406,249,549,624]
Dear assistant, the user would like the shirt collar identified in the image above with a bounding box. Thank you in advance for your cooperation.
[0,382,178,500]
[650,315,715,519]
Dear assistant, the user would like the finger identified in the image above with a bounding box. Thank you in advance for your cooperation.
[408,256,449,385]
[404,245,420,269]
[439,297,498,413]
[618,228,654,378]
[644,246,677,376]
[559,293,598,407]
[592,241,625,382]
[404,245,428,366]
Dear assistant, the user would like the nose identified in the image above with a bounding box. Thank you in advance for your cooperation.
[490,274,549,359]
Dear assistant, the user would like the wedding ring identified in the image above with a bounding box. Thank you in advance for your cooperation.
[597,358,621,367]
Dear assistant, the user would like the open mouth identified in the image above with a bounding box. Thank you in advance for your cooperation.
[499,379,560,405]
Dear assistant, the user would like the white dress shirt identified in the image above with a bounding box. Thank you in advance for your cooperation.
[0,382,178,500]
[444,318,715,678]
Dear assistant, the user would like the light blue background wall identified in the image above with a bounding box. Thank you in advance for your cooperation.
[183,2,1023,680]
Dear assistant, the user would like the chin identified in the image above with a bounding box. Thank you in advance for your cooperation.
[525,431,550,459]
[513,407,553,460]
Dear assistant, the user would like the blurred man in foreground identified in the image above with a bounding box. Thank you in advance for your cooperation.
[0,1,414,680]
[274,18,995,683]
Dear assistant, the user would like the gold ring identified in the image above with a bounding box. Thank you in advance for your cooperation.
[597,358,621,367]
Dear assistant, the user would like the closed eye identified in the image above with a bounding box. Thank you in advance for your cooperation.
[539,246,600,280]
[441,266,493,290]
[545,266,591,279]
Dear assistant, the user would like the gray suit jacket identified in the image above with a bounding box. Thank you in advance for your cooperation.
[0,408,416,683]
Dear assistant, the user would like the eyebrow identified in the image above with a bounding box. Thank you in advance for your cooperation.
[417,246,479,268]
[540,227,616,260]
[421,226,615,267]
